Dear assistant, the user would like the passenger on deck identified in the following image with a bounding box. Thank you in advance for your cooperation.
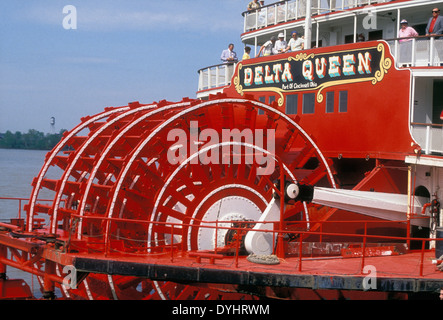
[257,36,277,57]
[398,19,418,42]
[248,0,261,11]
[220,44,238,63]
[274,33,287,53]
[426,8,443,38]
[243,46,251,60]
[284,31,304,52]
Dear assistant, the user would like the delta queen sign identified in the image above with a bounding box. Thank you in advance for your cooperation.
[233,42,392,106]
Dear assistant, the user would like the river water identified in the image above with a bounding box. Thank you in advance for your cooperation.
[0,148,52,298]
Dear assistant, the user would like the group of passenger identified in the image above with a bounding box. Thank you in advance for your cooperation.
[220,44,252,63]
[399,8,443,42]
[256,31,304,57]
[221,6,443,63]
[247,0,264,11]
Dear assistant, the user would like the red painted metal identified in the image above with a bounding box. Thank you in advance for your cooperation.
[223,41,415,161]
[0,279,33,300]
[0,4,442,300]
[0,96,340,299]
[0,86,440,299]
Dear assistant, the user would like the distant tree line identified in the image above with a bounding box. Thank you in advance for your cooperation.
[0,129,67,150]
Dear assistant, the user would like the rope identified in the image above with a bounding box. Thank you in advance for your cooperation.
[246,253,280,265]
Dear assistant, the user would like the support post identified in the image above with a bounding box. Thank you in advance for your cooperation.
[0,245,6,280]
[43,259,56,299]
[304,0,312,49]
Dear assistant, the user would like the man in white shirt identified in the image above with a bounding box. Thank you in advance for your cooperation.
[257,36,277,57]
[220,44,238,63]
[274,33,287,53]
[284,31,304,52]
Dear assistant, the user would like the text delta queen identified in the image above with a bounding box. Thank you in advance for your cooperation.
[242,50,373,88]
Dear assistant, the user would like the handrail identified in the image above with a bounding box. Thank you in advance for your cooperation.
[385,34,443,43]
[0,196,64,222]
[386,36,443,69]
[197,62,238,93]
[241,0,370,17]
[197,62,236,74]
[73,215,441,278]
[411,122,443,128]
[1,197,34,221]
[1,196,440,280]
[241,0,396,32]
[410,122,443,155]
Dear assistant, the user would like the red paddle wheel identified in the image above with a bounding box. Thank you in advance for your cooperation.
[17,93,335,299]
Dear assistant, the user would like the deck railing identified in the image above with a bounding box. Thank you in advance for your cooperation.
[0,197,63,228]
[197,62,237,93]
[60,212,441,279]
[243,0,391,32]
[0,196,441,285]
[411,123,443,155]
[387,36,443,67]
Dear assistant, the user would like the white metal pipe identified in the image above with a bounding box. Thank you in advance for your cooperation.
[411,38,416,67]
[430,36,435,66]
[425,125,431,154]
[305,0,312,49]
[354,14,357,43]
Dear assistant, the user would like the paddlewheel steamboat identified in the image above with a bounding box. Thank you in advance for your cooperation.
[1,0,443,300]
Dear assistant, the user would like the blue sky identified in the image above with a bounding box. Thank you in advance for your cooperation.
[0,0,248,133]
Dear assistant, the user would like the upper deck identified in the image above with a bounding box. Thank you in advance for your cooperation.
[241,0,441,48]
[197,0,443,156]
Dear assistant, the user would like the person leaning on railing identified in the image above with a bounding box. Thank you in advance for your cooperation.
[247,0,262,11]
[257,36,277,57]
[398,19,418,42]
[220,43,238,63]
[426,8,443,39]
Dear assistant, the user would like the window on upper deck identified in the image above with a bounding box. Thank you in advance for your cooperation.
[326,92,334,113]
[286,94,298,115]
[269,96,275,106]
[302,93,315,114]
[258,96,266,115]
[368,30,383,41]
[339,91,348,113]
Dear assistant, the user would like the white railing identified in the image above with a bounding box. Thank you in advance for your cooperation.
[197,63,237,92]
[243,0,391,32]
[411,123,443,155]
[387,36,443,67]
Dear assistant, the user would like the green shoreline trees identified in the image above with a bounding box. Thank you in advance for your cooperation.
[0,129,66,150]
